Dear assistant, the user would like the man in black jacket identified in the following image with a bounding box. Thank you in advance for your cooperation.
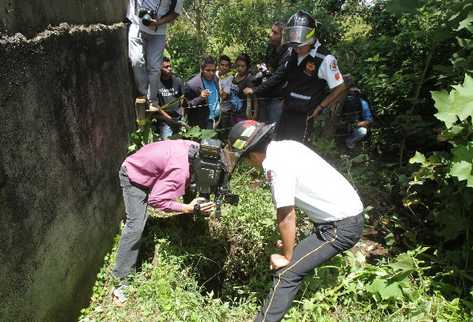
[259,22,290,124]
[244,11,346,143]
[184,56,220,129]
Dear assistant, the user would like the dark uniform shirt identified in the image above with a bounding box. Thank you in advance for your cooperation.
[254,41,344,141]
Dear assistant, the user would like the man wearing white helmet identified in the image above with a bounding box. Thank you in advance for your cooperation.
[244,10,346,143]
[226,120,364,322]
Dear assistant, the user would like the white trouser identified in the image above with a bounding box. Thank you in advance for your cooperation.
[128,23,166,102]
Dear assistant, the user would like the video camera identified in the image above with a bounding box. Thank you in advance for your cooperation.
[138,8,158,26]
[188,139,239,219]
[255,63,271,82]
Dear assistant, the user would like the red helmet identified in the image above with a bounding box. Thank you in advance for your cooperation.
[223,120,276,173]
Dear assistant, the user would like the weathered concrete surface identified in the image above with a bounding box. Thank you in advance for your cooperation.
[0,0,128,37]
[0,23,134,321]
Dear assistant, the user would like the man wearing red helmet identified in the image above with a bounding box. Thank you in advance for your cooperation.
[244,10,346,143]
[226,120,364,322]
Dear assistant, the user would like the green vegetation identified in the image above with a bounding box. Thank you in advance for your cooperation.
[80,164,469,321]
[82,0,473,320]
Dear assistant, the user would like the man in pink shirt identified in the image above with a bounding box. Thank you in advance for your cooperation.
[112,139,214,303]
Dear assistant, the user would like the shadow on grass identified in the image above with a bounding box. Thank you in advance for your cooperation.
[138,213,229,296]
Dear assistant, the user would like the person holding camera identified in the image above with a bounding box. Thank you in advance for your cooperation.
[244,11,347,143]
[184,56,221,129]
[225,120,364,322]
[111,139,215,304]
[126,0,183,104]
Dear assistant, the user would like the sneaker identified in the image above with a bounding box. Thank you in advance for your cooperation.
[112,284,128,304]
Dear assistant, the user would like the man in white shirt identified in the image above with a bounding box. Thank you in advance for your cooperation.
[126,0,183,104]
[226,120,364,322]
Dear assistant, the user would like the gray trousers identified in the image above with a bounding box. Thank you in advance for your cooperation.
[112,166,149,279]
[128,24,166,102]
[255,213,364,322]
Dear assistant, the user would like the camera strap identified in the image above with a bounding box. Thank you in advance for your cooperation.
[188,144,199,189]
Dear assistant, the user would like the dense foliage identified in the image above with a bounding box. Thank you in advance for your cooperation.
[81,166,469,321]
[83,0,473,320]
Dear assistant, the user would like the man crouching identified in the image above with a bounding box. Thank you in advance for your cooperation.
[225,120,364,322]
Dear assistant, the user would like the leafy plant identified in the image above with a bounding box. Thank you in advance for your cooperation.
[128,120,159,154]
[178,125,217,141]
[405,74,473,291]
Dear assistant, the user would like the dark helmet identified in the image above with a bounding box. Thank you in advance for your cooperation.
[282,10,317,47]
[223,120,276,172]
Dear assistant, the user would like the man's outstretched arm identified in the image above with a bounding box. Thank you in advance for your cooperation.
[271,206,296,270]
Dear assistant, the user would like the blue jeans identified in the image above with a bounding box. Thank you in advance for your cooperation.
[112,166,149,279]
[157,112,182,139]
[345,126,368,149]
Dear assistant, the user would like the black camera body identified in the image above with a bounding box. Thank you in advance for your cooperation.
[138,8,158,26]
[189,139,239,218]
[255,63,272,83]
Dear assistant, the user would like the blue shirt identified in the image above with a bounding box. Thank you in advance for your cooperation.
[360,99,373,122]
[202,79,220,120]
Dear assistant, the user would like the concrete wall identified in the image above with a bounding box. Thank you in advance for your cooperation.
[0,0,128,36]
[0,2,134,321]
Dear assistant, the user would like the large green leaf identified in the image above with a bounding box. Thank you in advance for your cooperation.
[433,74,473,128]
[450,161,473,188]
[388,253,416,273]
[366,278,387,295]
[379,282,404,300]
[366,277,405,301]
[456,11,473,33]
[432,90,458,128]
[451,75,473,122]
[409,151,427,165]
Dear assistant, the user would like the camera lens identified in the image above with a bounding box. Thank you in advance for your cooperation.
[142,14,152,26]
